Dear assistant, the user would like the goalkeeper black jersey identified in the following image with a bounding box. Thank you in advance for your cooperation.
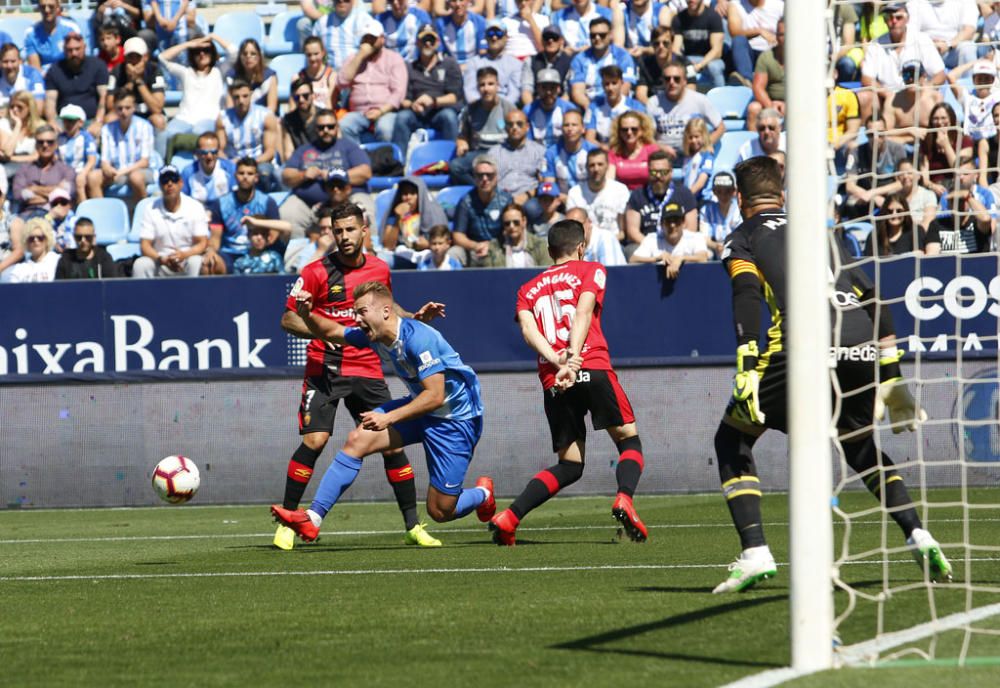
[720,209,877,355]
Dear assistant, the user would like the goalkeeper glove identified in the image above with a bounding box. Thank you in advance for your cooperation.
[874,347,927,433]
[733,341,766,425]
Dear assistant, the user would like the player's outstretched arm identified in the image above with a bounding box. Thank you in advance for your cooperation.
[360,373,446,431]
[280,310,316,339]
[395,301,447,322]
[294,292,348,345]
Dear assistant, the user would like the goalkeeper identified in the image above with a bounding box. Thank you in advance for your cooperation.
[711,156,951,594]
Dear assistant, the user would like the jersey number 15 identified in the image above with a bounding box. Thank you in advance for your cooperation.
[534,289,577,347]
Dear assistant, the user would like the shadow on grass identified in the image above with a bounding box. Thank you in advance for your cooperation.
[551,594,786,669]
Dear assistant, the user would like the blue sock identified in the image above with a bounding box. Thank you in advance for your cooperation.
[453,486,486,519]
[310,451,363,518]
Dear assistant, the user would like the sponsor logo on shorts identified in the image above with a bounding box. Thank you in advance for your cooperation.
[829,345,877,363]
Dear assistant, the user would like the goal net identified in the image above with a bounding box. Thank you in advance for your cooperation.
[818,0,1000,669]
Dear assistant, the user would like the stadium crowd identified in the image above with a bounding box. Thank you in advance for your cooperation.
[0,0,998,283]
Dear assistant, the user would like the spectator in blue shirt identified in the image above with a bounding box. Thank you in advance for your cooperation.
[181,131,237,205]
[0,44,46,112]
[452,155,513,267]
[57,104,98,202]
[585,64,646,147]
[88,89,155,204]
[551,0,613,54]
[523,68,578,147]
[203,157,288,274]
[378,0,432,62]
[436,0,486,66]
[543,109,596,196]
[569,17,637,112]
[698,171,741,258]
[25,0,81,71]
[232,223,284,274]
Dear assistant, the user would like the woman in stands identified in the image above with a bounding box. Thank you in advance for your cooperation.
[377,177,447,259]
[226,38,278,114]
[0,91,42,185]
[920,102,973,198]
[864,193,940,257]
[1,217,58,283]
[298,36,337,111]
[158,33,234,162]
[607,111,660,191]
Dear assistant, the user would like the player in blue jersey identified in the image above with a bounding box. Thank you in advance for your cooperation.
[271,280,496,541]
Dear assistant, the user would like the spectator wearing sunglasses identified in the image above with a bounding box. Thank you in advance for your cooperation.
[181,131,236,205]
[521,25,572,107]
[282,78,321,160]
[462,19,523,105]
[569,17,636,112]
[736,108,785,164]
[11,124,75,222]
[133,165,209,278]
[392,24,464,159]
[1,217,59,283]
[550,0,614,55]
[645,60,723,165]
[54,217,120,279]
[44,187,76,251]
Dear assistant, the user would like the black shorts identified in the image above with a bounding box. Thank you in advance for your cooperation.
[298,374,392,435]
[543,368,636,452]
[724,350,875,434]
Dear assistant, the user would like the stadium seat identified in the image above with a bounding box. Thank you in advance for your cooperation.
[841,231,863,258]
[405,140,455,189]
[263,10,304,57]
[373,188,395,231]
[435,185,472,222]
[128,196,157,242]
[0,17,33,53]
[163,70,182,107]
[268,191,289,207]
[269,53,306,102]
[844,221,873,249]
[713,131,757,172]
[707,86,753,131]
[106,242,141,261]
[76,198,130,245]
[170,152,194,171]
[212,12,265,53]
[360,142,404,192]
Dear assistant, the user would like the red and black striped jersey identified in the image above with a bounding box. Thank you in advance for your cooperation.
[288,252,391,379]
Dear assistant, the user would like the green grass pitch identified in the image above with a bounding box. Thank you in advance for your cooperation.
[2,491,998,687]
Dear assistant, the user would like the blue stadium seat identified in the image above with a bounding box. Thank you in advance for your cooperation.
[76,198,130,245]
[405,140,455,189]
[844,221,873,249]
[212,12,265,53]
[360,142,404,192]
[128,196,157,242]
[434,185,472,222]
[841,231,863,258]
[163,70,182,107]
[106,242,141,261]
[268,53,306,102]
[713,131,757,172]
[374,188,395,231]
[264,10,303,57]
[707,86,753,131]
[0,17,33,53]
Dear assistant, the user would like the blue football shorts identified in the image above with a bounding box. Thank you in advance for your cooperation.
[377,397,483,496]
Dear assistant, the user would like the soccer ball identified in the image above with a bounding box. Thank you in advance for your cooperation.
[152,455,201,504]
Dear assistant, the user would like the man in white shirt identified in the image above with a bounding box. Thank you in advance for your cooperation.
[566,148,630,251]
[906,0,979,69]
[862,3,947,92]
[736,108,786,163]
[133,165,209,278]
[628,201,709,278]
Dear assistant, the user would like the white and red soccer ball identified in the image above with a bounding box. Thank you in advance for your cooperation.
[152,455,201,504]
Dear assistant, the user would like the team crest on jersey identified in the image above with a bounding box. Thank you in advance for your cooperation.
[303,413,311,426]
[594,268,606,289]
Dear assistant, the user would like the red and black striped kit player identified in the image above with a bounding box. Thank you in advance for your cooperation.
[274,204,437,550]
[489,218,648,546]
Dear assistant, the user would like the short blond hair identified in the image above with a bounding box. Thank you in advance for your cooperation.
[353,280,393,303]
[21,217,55,253]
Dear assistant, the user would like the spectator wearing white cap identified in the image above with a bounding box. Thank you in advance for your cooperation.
[698,171,741,259]
[88,89,155,204]
[106,37,167,137]
[133,164,208,278]
[336,22,408,145]
[462,19,523,105]
[44,186,76,250]
[948,60,1000,144]
[0,43,46,112]
[57,104,98,202]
